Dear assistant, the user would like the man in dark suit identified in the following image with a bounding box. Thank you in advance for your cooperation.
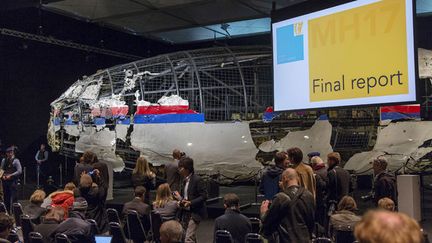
[165,149,182,192]
[122,186,151,218]
[326,152,350,214]
[176,157,207,243]
[214,193,251,243]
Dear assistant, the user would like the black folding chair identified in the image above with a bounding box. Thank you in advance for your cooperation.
[125,210,151,242]
[8,228,19,243]
[21,214,34,243]
[55,233,71,243]
[151,212,162,243]
[215,230,233,243]
[107,208,121,223]
[0,202,7,214]
[334,230,355,243]
[29,232,44,243]
[12,203,24,227]
[245,233,264,243]
[86,218,99,235]
[109,222,127,243]
[249,217,261,234]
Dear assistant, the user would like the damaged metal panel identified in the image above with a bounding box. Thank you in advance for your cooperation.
[258,120,333,160]
[75,127,125,172]
[130,121,260,177]
[344,121,432,174]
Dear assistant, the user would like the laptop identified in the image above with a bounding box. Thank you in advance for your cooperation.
[95,236,112,243]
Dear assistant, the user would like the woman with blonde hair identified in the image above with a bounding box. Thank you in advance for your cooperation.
[132,156,156,203]
[23,189,47,223]
[378,197,395,211]
[153,183,179,221]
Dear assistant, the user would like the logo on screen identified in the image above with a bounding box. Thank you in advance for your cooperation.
[294,22,304,36]
[276,23,304,64]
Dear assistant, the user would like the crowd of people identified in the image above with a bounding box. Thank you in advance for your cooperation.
[0,145,426,243]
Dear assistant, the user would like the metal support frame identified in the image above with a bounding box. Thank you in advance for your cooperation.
[0,28,142,60]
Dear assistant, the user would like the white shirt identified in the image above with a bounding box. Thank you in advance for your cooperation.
[183,173,192,200]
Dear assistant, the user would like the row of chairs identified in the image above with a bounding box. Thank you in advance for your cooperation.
[107,208,160,243]
[214,230,263,243]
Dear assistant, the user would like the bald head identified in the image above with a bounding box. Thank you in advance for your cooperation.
[80,174,93,188]
[281,168,299,190]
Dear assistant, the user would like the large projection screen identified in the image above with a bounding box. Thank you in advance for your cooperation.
[272,0,417,112]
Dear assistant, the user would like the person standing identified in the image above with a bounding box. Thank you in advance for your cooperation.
[176,157,207,243]
[287,147,316,198]
[260,168,315,243]
[132,156,156,204]
[259,152,287,200]
[35,144,49,187]
[326,152,350,215]
[165,149,182,192]
[311,156,328,231]
[1,147,22,212]
[372,157,397,206]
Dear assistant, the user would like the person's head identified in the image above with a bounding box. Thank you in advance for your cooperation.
[134,186,146,201]
[44,206,65,223]
[82,151,98,165]
[274,151,289,168]
[64,182,76,191]
[5,147,14,159]
[79,174,93,189]
[372,156,388,175]
[378,197,395,211]
[337,196,357,212]
[178,157,194,177]
[160,220,183,243]
[223,193,240,210]
[287,147,303,165]
[0,213,14,239]
[154,183,173,208]
[310,156,325,170]
[280,168,299,190]
[30,189,46,205]
[327,152,341,168]
[172,149,182,160]
[40,144,46,151]
[354,210,423,243]
[307,152,320,163]
[133,156,152,176]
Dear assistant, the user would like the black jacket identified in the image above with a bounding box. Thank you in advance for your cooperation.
[261,186,315,243]
[76,179,108,233]
[122,198,151,219]
[259,165,284,200]
[180,173,208,222]
[34,220,60,243]
[53,218,94,243]
[374,171,397,205]
[214,209,252,243]
[23,203,47,224]
[327,166,350,203]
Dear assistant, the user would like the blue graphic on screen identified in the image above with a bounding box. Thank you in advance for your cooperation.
[276,24,304,64]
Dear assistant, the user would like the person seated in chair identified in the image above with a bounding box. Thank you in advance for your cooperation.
[160,220,183,243]
[153,183,179,221]
[122,186,151,219]
[34,206,65,243]
[329,196,361,241]
[214,193,251,243]
[0,213,14,243]
[23,189,47,224]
